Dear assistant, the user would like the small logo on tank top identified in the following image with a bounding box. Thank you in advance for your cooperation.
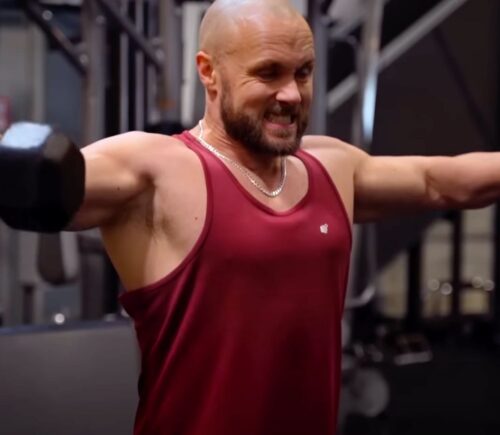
[320,224,329,234]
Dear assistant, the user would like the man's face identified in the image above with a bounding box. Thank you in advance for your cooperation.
[217,15,315,156]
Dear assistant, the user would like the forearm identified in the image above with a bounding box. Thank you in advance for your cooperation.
[354,151,500,223]
[427,152,500,209]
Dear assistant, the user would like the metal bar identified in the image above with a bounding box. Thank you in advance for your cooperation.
[135,0,145,130]
[406,239,423,332]
[81,1,106,146]
[351,0,384,148]
[159,0,183,122]
[80,2,107,318]
[450,211,463,326]
[433,27,495,148]
[30,23,47,123]
[22,0,86,75]
[328,0,469,113]
[182,1,209,127]
[330,0,391,41]
[119,0,130,133]
[307,0,331,134]
[146,0,160,126]
[344,0,384,310]
[95,0,163,71]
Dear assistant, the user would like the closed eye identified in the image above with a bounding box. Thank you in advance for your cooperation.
[296,63,314,80]
[256,65,280,81]
[251,60,314,82]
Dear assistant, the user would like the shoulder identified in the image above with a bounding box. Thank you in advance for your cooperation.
[83,131,189,155]
[300,135,367,171]
[301,135,361,157]
[82,131,200,171]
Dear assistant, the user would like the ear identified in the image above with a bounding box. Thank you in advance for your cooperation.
[196,51,217,93]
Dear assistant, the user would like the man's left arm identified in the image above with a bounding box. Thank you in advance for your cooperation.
[353,151,500,222]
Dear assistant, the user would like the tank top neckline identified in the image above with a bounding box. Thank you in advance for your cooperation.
[183,131,313,217]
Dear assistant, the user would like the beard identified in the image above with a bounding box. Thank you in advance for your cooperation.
[220,84,309,157]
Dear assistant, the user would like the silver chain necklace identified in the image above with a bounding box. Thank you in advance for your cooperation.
[197,120,287,198]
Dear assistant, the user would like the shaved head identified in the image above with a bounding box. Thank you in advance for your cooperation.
[197,0,315,157]
[200,0,310,62]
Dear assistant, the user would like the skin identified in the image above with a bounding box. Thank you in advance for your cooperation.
[70,0,500,292]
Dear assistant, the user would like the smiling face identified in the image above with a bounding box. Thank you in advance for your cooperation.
[198,1,315,156]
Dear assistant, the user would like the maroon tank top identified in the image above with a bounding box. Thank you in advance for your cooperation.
[120,131,352,435]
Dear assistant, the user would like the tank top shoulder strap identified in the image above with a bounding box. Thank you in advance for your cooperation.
[295,148,351,231]
[174,130,218,166]
[295,148,337,194]
[173,130,244,201]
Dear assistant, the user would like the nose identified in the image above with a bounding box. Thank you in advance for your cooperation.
[276,79,302,105]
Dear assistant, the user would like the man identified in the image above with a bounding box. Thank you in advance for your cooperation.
[64,0,496,434]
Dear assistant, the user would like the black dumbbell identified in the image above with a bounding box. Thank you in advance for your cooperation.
[0,122,85,232]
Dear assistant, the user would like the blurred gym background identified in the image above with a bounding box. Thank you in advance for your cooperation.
[0,0,499,434]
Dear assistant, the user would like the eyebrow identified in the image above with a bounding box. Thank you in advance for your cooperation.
[249,58,315,72]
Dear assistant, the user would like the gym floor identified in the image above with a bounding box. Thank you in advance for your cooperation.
[346,342,500,434]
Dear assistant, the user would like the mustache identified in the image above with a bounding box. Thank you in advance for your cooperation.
[265,104,301,117]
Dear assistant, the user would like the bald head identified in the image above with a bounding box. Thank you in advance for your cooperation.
[199,0,310,62]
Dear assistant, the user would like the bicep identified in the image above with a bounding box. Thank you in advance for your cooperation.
[354,155,442,222]
[67,134,152,230]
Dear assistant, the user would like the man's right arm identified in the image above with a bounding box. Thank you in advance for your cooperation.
[67,131,154,231]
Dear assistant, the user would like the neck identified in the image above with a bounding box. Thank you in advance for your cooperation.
[196,116,282,178]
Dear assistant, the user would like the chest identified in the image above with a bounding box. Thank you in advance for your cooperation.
[151,145,352,275]
[206,195,351,268]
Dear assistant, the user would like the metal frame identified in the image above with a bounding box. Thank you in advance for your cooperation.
[96,0,163,71]
[307,0,334,135]
[19,0,184,141]
[118,0,130,133]
[7,0,475,135]
[159,0,184,123]
[406,238,423,331]
[81,0,106,144]
[134,0,146,130]
[344,0,384,310]
[328,0,469,114]
[22,0,86,74]
[350,0,384,148]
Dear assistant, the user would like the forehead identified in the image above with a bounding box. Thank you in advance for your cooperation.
[229,15,315,64]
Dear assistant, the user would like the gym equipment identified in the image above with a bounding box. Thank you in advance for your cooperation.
[342,368,390,418]
[0,122,85,233]
[340,354,390,421]
[393,334,433,366]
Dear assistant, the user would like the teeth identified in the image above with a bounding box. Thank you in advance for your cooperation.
[267,114,292,124]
